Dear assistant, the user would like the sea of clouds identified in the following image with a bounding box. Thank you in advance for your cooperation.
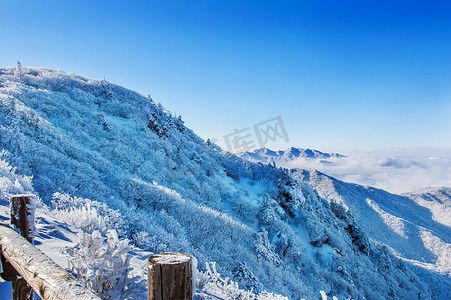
[285,147,451,194]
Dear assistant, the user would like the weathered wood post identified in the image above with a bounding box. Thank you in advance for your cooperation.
[10,195,35,243]
[147,252,193,300]
[7,195,35,299]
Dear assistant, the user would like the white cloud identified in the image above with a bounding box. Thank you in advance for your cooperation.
[285,147,451,194]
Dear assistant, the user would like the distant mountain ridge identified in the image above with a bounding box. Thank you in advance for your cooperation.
[239,147,344,164]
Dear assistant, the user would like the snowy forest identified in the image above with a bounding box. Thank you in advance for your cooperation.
[0,65,450,299]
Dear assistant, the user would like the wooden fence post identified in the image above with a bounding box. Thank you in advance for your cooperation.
[9,195,34,300]
[147,252,192,300]
[10,196,34,244]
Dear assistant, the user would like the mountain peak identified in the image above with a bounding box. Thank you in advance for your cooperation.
[239,147,344,165]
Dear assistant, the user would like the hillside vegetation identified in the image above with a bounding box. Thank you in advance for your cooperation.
[0,65,448,298]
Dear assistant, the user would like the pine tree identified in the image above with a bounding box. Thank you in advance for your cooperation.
[258,194,278,225]
[100,79,114,101]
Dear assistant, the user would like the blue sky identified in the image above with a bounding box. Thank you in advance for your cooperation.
[1,0,450,150]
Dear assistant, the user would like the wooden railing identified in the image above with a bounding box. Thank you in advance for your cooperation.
[0,225,101,300]
[0,196,193,300]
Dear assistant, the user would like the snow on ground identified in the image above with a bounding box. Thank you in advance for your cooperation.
[365,198,407,238]
[406,187,451,228]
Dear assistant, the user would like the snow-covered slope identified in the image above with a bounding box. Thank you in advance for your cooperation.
[296,169,451,297]
[0,155,285,299]
[406,187,451,227]
[238,147,344,165]
[0,65,448,299]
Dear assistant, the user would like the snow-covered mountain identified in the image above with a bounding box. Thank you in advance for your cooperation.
[238,147,344,165]
[296,170,451,294]
[0,65,450,299]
